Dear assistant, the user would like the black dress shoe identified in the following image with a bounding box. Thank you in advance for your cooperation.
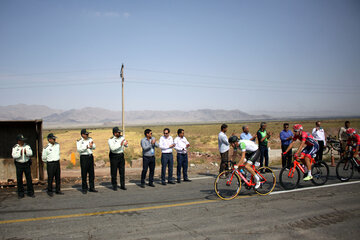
[27,193,35,198]
[112,185,117,191]
[120,186,127,190]
[184,179,192,182]
[89,189,98,192]
[81,189,87,194]
[168,181,176,184]
[55,191,64,195]
[148,183,155,187]
[18,193,25,199]
[47,191,53,197]
[140,183,145,188]
[177,179,181,183]
[161,182,167,185]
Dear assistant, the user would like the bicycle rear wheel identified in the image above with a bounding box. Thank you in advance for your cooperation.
[311,161,329,185]
[214,170,241,200]
[254,167,276,195]
[279,165,300,190]
[336,158,354,182]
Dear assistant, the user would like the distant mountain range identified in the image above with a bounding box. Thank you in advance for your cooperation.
[0,104,270,128]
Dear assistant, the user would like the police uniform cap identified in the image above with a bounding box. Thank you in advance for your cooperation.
[112,127,123,134]
[16,134,27,141]
[47,133,57,139]
[81,129,91,135]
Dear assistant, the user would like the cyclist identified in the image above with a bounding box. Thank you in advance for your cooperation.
[283,124,319,181]
[345,128,360,159]
[228,136,261,189]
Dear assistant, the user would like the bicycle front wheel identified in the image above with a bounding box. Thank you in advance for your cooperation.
[214,170,241,200]
[311,161,329,185]
[279,165,300,190]
[254,167,276,195]
[336,158,354,182]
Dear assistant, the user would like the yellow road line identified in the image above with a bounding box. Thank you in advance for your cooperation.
[0,199,218,224]
[0,194,253,225]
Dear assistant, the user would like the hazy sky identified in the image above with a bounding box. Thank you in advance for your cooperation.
[0,0,359,114]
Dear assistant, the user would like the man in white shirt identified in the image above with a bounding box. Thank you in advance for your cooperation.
[108,127,128,191]
[42,133,63,197]
[76,129,97,194]
[12,134,34,198]
[159,128,176,185]
[312,121,326,162]
[174,129,191,183]
[218,124,230,173]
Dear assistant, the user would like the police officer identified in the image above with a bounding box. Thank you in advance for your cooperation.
[12,134,34,199]
[108,127,128,191]
[42,133,63,197]
[76,129,97,194]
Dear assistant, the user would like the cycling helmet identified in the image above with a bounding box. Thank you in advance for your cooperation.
[228,135,239,143]
[346,128,356,136]
[293,124,303,132]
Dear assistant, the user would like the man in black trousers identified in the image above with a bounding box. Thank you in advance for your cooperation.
[12,134,34,198]
[42,133,63,196]
[108,127,128,191]
[76,129,97,194]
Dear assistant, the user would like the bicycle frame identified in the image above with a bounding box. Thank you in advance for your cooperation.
[288,156,316,177]
[227,164,267,187]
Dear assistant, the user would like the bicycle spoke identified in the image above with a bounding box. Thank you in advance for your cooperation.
[311,161,329,185]
[280,166,300,190]
[336,158,354,182]
[255,167,276,195]
[214,170,241,200]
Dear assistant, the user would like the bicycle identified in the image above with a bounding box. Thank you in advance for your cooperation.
[336,148,360,182]
[323,135,342,155]
[279,155,329,190]
[214,161,276,200]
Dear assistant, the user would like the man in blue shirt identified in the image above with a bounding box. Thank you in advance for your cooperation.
[218,124,230,173]
[280,123,294,168]
[240,125,256,142]
[140,129,159,188]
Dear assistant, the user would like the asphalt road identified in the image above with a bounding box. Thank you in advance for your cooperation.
[0,167,360,240]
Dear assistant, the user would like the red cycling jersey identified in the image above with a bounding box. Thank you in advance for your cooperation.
[347,134,360,146]
[292,131,318,146]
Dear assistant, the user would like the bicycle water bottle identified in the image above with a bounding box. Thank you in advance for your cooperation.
[301,164,308,172]
[240,169,246,177]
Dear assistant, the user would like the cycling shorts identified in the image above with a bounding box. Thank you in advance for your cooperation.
[245,149,260,165]
[301,142,319,159]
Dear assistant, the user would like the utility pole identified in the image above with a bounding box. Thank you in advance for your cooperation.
[120,64,125,136]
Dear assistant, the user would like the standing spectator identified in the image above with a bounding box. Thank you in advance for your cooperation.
[218,124,230,173]
[12,134,34,199]
[257,122,271,171]
[240,125,256,142]
[280,123,293,168]
[108,127,128,191]
[76,129,97,194]
[339,121,351,153]
[159,128,176,185]
[174,129,191,183]
[312,121,326,162]
[42,133,63,197]
[140,129,159,188]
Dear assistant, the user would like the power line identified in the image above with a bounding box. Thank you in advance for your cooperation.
[0,68,119,77]
[0,76,357,95]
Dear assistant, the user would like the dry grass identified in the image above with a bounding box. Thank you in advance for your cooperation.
[43,118,360,168]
